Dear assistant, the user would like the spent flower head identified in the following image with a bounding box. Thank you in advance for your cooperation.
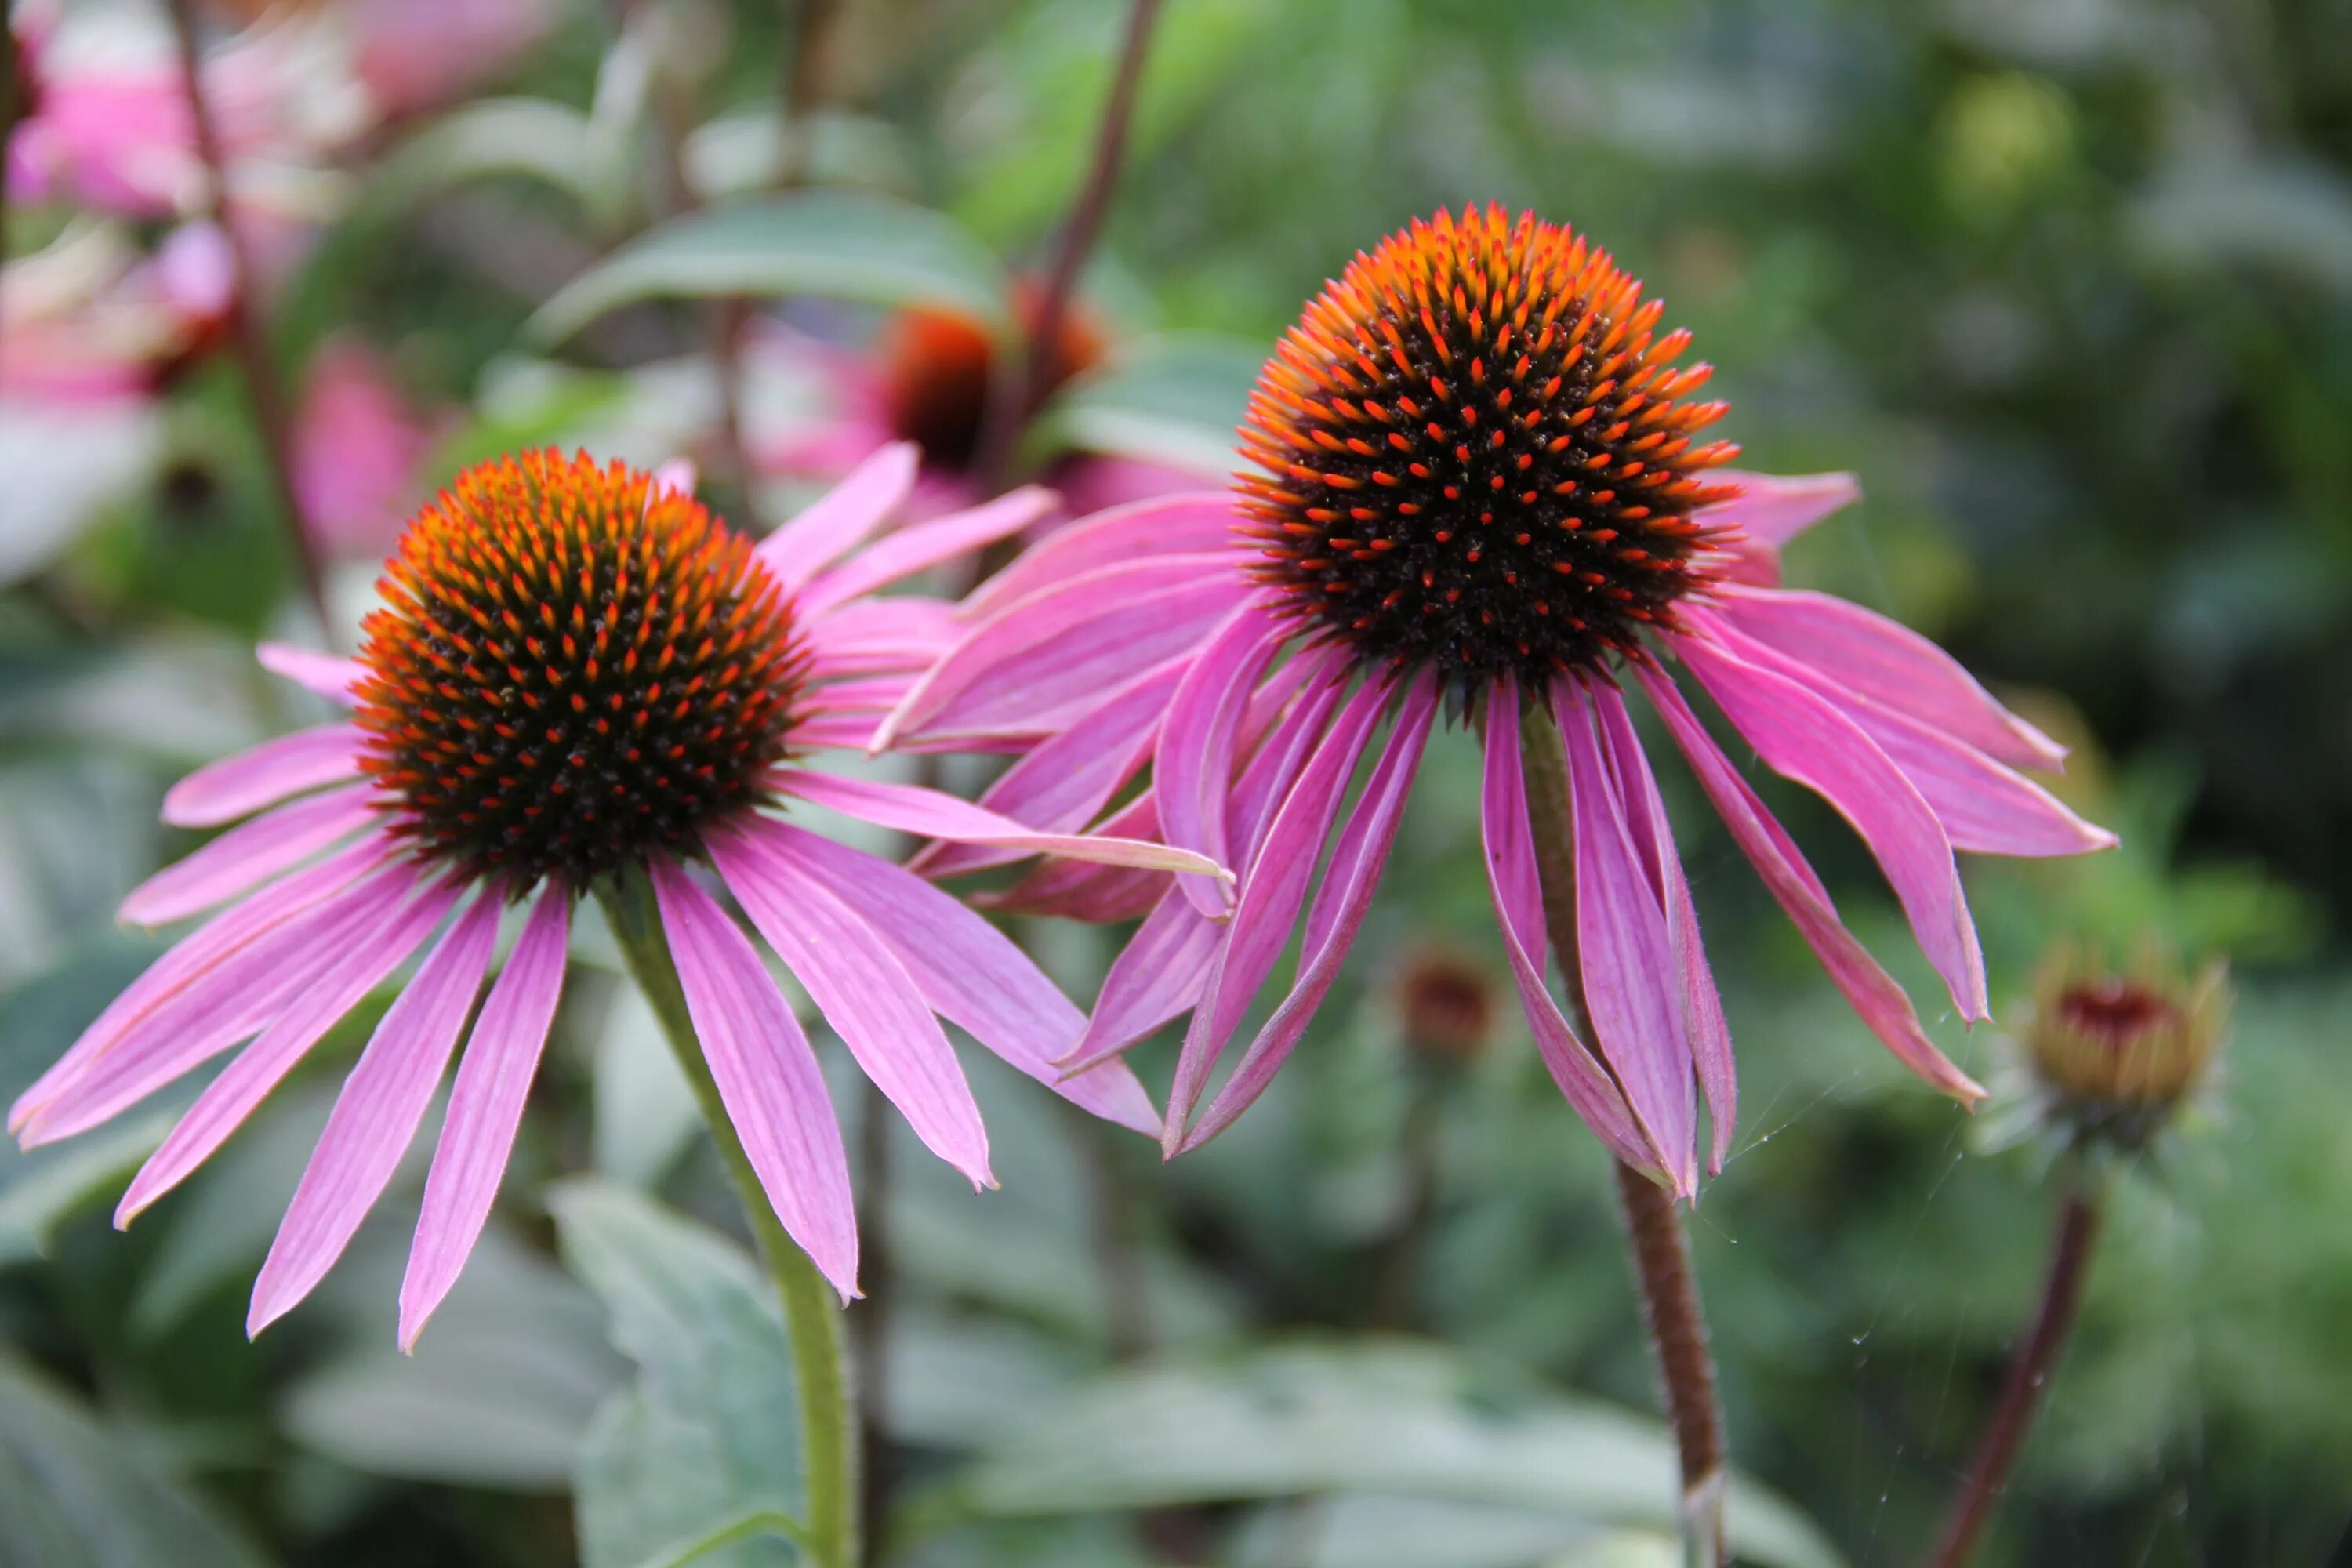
[1998,939,2230,1155]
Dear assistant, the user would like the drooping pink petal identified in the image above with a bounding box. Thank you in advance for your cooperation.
[1675,633,1988,1021]
[246,894,503,1336]
[1057,893,1223,1077]
[121,784,376,927]
[805,596,961,677]
[1586,680,1737,1174]
[737,820,1156,1134]
[1475,681,1657,1173]
[1164,677,1388,1154]
[115,874,462,1225]
[802,674,919,717]
[1156,602,1286,919]
[708,831,992,1188]
[754,441,918,587]
[162,724,363,827]
[648,860,858,1298]
[1713,588,2067,771]
[400,890,570,1348]
[257,642,362,705]
[960,492,1239,622]
[797,487,1054,618]
[1707,470,1858,550]
[1633,662,1984,1102]
[1180,673,1439,1153]
[1555,684,1698,1194]
[771,768,1226,879]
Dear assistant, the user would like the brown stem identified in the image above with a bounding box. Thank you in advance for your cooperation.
[971,0,1163,491]
[1925,1185,2105,1568]
[775,0,841,191]
[1517,698,1728,1566]
[853,1082,895,1562]
[1364,1073,1444,1330]
[161,0,332,638]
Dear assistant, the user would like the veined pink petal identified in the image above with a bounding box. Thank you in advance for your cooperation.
[115,874,461,1225]
[798,487,1054,618]
[1707,470,1858,549]
[1713,588,2067,771]
[9,837,388,1133]
[246,894,502,1336]
[709,831,991,1188]
[122,785,376,927]
[649,860,858,1298]
[960,491,1239,622]
[875,556,1242,746]
[400,890,570,1348]
[771,768,1226,879]
[1164,677,1388,1155]
[789,714,887,751]
[1633,662,1984,1103]
[1675,633,1988,1021]
[258,643,362,705]
[1476,681,1657,1173]
[1556,684,1698,1195]
[1586,681,1736,1174]
[1180,674,1439,1153]
[1232,653,1351,865]
[914,658,1186,880]
[162,724,363,827]
[805,595,960,677]
[1058,893,1222,1076]
[1157,603,1286,919]
[738,821,1156,1134]
[754,441,918,586]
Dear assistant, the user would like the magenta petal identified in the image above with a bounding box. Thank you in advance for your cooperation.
[1586,681,1736,1174]
[162,724,363,828]
[1705,470,1859,550]
[960,491,1238,622]
[1634,662,1985,1102]
[753,441,918,586]
[737,821,1156,1134]
[806,596,960,678]
[115,873,462,1225]
[774,768,1225,879]
[1058,892,1223,1077]
[709,832,992,1189]
[1232,652,1351,863]
[400,891,571,1348]
[797,486,1053,618]
[122,784,376,927]
[1180,674,1439,1153]
[648,860,858,1298]
[1157,604,1286,919]
[257,642,362,705]
[1557,684,1698,1194]
[1676,632,1988,1022]
[1477,679,1658,1173]
[1715,588,2067,771]
[246,894,502,1336]
[1164,677,1389,1154]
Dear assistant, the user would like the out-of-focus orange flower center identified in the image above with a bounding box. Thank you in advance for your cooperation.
[878,285,1106,471]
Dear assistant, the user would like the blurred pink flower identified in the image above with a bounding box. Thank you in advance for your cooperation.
[289,339,451,559]
[7,445,1208,1344]
[345,0,547,119]
[881,208,2115,1189]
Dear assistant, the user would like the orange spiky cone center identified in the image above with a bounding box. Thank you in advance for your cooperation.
[354,451,807,885]
[1237,205,1740,685]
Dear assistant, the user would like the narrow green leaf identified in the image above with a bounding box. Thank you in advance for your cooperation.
[1026,333,1263,478]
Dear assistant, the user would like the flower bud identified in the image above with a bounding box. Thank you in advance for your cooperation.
[2015,940,2230,1151]
[1394,946,1499,1063]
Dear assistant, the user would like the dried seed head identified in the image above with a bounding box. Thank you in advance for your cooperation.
[1238,205,1740,688]
[354,451,805,886]
[1395,946,1500,1062]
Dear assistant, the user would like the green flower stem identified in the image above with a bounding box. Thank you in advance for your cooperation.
[1518,698,1730,1568]
[598,874,860,1568]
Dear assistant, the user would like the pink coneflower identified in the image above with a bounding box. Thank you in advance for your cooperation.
[880,205,2116,1190]
[289,337,452,559]
[8,444,1211,1344]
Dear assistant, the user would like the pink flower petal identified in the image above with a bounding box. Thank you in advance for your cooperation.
[961,491,1239,622]
[1633,662,1984,1102]
[162,724,363,828]
[246,895,503,1336]
[649,860,858,1298]
[754,441,919,586]
[400,890,571,1348]
[736,820,1156,1134]
[709,831,991,1188]
[1714,588,2067,771]
[122,784,376,927]
[1706,470,1859,549]
[772,768,1226,879]
[1058,892,1223,1077]
[798,487,1054,619]
[805,596,961,678]
[1675,633,1988,1021]
[257,642,362,705]
[1179,674,1439,1153]
[115,873,461,1225]
[1476,682,1657,1173]
[1156,603,1287,919]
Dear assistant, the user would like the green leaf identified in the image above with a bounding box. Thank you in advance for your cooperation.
[528,191,1010,347]
[937,1341,1843,1568]
[372,97,613,213]
[552,1179,807,1568]
[1026,333,1261,478]
[0,1352,274,1568]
